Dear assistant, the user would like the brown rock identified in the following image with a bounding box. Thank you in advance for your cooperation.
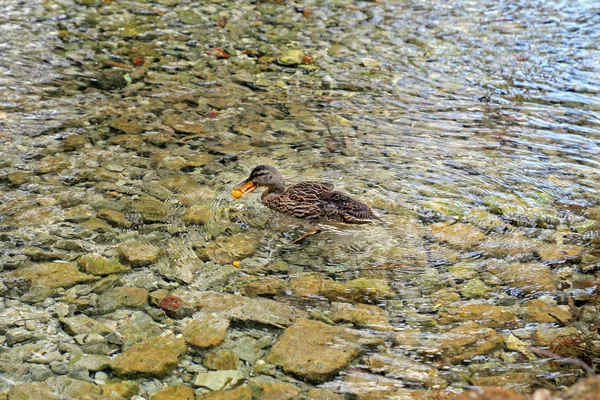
[60,315,114,336]
[307,389,346,400]
[537,243,583,262]
[7,262,96,289]
[330,302,392,331]
[439,322,504,363]
[239,277,287,297]
[183,204,213,225]
[150,385,195,400]
[109,117,143,134]
[470,372,537,394]
[486,261,557,293]
[198,233,259,264]
[98,208,132,228]
[431,222,486,249]
[182,312,229,348]
[363,353,447,388]
[202,349,239,370]
[558,375,600,400]
[453,387,527,400]
[110,335,187,377]
[439,304,519,328]
[7,382,59,400]
[249,376,301,400]
[321,277,395,303]
[158,295,196,319]
[520,299,572,324]
[118,242,160,266]
[197,386,252,400]
[78,254,131,276]
[101,380,140,398]
[290,275,323,298]
[266,318,383,383]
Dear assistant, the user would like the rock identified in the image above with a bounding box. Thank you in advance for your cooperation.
[109,117,143,135]
[465,208,506,231]
[193,370,246,391]
[537,243,583,262]
[60,315,114,336]
[45,376,103,398]
[486,261,557,293]
[454,387,527,400]
[438,322,504,363]
[533,327,587,357]
[558,375,600,399]
[202,349,239,370]
[266,318,383,383]
[329,302,392,331]
[520,299,572,324]
[151,385,195,400]
[182,312,230,348]
[459,279,491,299]
[62,134,90,151]
[7,262,97,289]
[7,382,59,400]
[158,295,196,319]
[109,335,187,377]
[94,287,148,314]
[439,303,519,328]
[7,171,32,186]
[183,204,213,225]
[196,386,252,400]
[470,372,537,393]
[478,234,537,258]
[289,275,322,298]
[430,222,486,249]
[238,277,287,297]
[117,242,160,266]
[248,375,301,400]
[78,254,131,276]
[321,277,396,303]
[133,196,170,223]
[74,354,111,371]
[178,291,307,328]
[198,233,259,264]
[279,49,304,65]
[101,380,140,398]
[360,57,380,68]
[80,217,113,232]
[363,353,447,388]
[162,110,205,134]
[116,310,163,349]
[97,209,132,228]
[307,389,346,400]
[341,370,407,399]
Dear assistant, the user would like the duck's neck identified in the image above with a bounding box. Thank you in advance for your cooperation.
[261,184,285,202]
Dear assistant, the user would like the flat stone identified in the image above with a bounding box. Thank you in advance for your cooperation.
[150,385,195,400]
[118,242,161,266]
[7,382,59,400]
[537,243,583,262]
[248,375,301,400]
[307,389,347,400]
[487,261,557,293]
[321,277,396,303]
[178,291,307,328]
[78,254,131,276]
[266,318,383,383]
[454,387,527,400]
[109,117,143,135]
[94,287,148,314]
[110,335,187,377]
[470,372,537,393]
[183,204,213,225]
[133,196,170,223]
[7,262,97,289]
[198,233,259,265]
[520,299,572,324]
[431,222,486,249]
[363,353,447,388]
[60,315,114,336]
[116,311,163,349]
[97,208,132,228]
[196,386,252,400]
[182,312,230,348]
[100,380,140,398]
[438,322,504,363]
[329,302,392,331]
[558,375,600,400]
[238,277,287,297]
[193,370,246,391]
[439,303,519,328]
[202,349,239,370]
[45,376,103,398]
[74,354,111,371]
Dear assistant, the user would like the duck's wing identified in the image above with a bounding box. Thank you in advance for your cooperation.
[319,191,380,223]
[279,182,333,219]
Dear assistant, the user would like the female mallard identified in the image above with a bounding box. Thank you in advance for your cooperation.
[232,165,379,242]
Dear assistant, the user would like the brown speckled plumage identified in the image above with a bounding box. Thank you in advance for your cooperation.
[235,165,379,223]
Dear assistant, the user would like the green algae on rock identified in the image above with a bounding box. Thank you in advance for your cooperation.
[109,335,187,377]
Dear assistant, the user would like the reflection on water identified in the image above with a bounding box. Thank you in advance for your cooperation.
[1,0,600,396]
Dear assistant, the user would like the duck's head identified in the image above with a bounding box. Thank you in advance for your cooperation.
[232,165,285,199]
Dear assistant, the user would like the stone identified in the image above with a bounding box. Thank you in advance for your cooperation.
[238,277,287,297]
[307,389,346,400]
[321,277,396,303]
[158,295,196,319]
[363,353,447,388]
[109,335,187,377]
[101,380,140,398]
[266,318,383,383]
[289,275,322,298]
[133,196,170,223]
[178,291,307,328]
[439,303,519,328]
[182,312,230,348]
[183,204,212,225]
[329,302,392,331]
[74,354,111,371]
[430,222,486,249]
[7,171,32,186]
[248,375,301,400]
[520,299,572,324]
[193,370,246,391]
[279,49,304,65]
[459,279,491,299]
[45,376,103,398]
[97,209,132,228]
[80,217,113,232]
[558,375,600,400]
[196,386,252,400]
[150,385,195,400]
[117,242,160,266]
[7,262,97,289]
[198,233,259,264]
[486,261,557,293]
[109,117,143,134]
[470,372,537,393]
[116,310,163,349]
[438,322,504,363]
[78,254,131,276]
[202,349,239,370]
[533,327,587,357]
[454,387,527,400]
[7,382,59,400]
[59,314,113,336]
[537,243,583,262]
[94,287,148,314]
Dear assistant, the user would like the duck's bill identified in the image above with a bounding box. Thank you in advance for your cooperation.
[232,180,257,199]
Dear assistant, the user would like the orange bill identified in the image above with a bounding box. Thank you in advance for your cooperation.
[232,180,256,199]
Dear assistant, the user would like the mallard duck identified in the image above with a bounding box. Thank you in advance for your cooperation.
[232,165,379,242]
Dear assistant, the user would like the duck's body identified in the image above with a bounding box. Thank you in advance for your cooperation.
[233,165,379,224]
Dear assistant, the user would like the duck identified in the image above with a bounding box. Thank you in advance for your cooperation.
[232,165,379,242]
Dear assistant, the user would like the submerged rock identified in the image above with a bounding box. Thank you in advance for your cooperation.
[151,385,195,400]
[438,322,504,363]
[78,254,131,276]
[329,302,392,331]
[7,262,97,290]
[202,349,239,370]
[193,370,246,391]
[117,242,161,266]
[248,375,301,400]
[196,386,252,400]
[362,353,447,388]
[182,312,230,349]
[266,318,383,383]
[109,335,187,377]
[439,303,519,328]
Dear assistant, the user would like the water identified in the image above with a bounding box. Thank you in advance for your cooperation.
[1,0,600,396]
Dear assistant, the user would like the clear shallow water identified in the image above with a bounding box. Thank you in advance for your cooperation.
[1,0,600,396]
